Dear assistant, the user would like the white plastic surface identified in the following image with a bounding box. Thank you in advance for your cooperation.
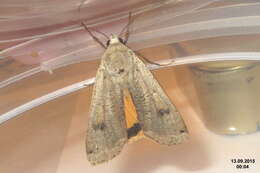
[2,2,260,90]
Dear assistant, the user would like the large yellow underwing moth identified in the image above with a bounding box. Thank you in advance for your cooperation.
[85,26,188,165]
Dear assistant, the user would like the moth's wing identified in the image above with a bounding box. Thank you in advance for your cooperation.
[86,62,127,165]
[124,89,143,142]
[128,52,188,145]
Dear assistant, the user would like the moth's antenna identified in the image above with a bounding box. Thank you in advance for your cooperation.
[82,22,106,49]
[118,12,174,66]
[119,12,132,44]
[91,28,110,40]
[78,0,108,49]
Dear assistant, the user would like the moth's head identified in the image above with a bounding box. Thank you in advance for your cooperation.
[106,34,124,46]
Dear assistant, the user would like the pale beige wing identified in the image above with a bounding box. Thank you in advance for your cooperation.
[86,62,127,165]
[128,51,189,145]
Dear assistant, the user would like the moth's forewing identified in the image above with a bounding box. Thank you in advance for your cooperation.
[127,47,188,145]
[86,47,128,165]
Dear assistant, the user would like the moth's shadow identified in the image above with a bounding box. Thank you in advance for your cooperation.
[119,133,210,173]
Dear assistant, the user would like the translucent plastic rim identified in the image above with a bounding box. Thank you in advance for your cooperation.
[1,52,260,124]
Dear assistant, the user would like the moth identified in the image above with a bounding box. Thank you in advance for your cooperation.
[84,23,188,166]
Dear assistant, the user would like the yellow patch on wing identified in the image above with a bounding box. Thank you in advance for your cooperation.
[123,89,144,143]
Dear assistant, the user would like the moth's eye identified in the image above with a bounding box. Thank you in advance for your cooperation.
[106,40,110,46]
[118,37,124,44]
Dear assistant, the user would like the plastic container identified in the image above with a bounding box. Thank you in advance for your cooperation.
[191,61,260,134]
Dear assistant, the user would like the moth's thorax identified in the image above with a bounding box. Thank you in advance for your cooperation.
[102,42,134,85]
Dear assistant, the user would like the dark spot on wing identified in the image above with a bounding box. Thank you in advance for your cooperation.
[127,123,142,139]
[118,68,125,74]
[180,130,186,133]
[93,122,106,131]
[99,123,106,130]
[158,108,170,116]
[87,150,93,154]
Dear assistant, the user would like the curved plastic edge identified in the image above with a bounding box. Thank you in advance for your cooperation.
[1,52,260,124]
[0,78,94,124]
